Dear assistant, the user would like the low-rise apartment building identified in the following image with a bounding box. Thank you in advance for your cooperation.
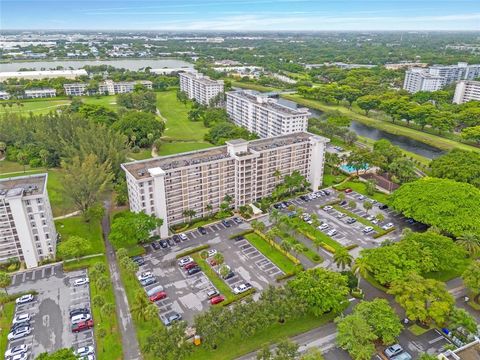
[0,174,57,268]
[24,88,56,99]
[0,91,10,100]
[226,90,310,138]
[122,132,329,237]
[453,80,480,104]
[64,83,88,96]
[98,80,153,95]
[179,72,224,106]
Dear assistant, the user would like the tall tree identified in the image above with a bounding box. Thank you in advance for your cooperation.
[109,211,163,249]
[58,235,91,261]
[335,313,377,360]
[0,272,11,295]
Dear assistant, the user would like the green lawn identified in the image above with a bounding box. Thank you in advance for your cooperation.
[158,141,213,156]
[0,301,15,357]
[244,233,300,274]
[284,94,480,154]
[322,171,347,187]
[56,216,105,256]
[0,98,70,115]
[335,180,390,204]
[0,160,33,174]
[230,81,281,92]
[81,95,118,110]
[128,149,153,160]
[288,217,345,253]
[276,230,322,263]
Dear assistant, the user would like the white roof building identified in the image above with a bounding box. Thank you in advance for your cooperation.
[0,69,88,82]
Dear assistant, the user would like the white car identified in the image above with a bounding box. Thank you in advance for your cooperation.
[366,215,375,221]
[5,345,28,358]
[233,283,252,294]
[382,223,394,230]
[207,249,217,258]
[363,226,374,233]
[12,313,31,325]
[178,257,193,267]
[137,272,153,281]
[74,346,95,357]
[15,294,34,305]
[327,229,338,236]
[71,313,91,325]
[322,206,332,211]
[372,219,379,225]
[179,233,188,241]
[318,224,329,231]
[73,277,89,286]
[78,356,96,360]
[7,326,31,341]
[9,353,28,360]
[357,195,365,200]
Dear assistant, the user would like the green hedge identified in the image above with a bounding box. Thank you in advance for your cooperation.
[222,288,256,307]
[373,227,397,239]
[175,244,210,259]
[229,230,254,239]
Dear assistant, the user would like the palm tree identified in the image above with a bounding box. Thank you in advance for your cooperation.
[95,276,109,291]
[333,249,353,270]
[269,209,281,224]
[265,230,275,247]
[273,169,282,182]
[292,243,303,260]
[182,209,196,224]
[200,250,209,260]
[213,253,224,266]
[131,290,149,321]
[144,304,158,320]
[363,201,373,214]
[457,233,480,257]
[205,203,213,217]
[352,257,371,288]
[223,194,233,205]
[338,192,346,201]
[280,240,292,254]
[310,213,320,228]
[0,141,6,158]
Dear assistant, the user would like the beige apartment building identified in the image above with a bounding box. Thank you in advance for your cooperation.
[179,72,224,106]
[453,80,480,104]
[122,132,329,237]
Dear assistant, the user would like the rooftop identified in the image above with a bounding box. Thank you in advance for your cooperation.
[0,174,47,198]
[440,340,480,360]
[180,72,224,86]
[0,69,87,78]
[228,90,310,116]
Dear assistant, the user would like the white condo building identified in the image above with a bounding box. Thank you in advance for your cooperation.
[64,83,88,96]
[24,88,56,99]
[98,80,153,95]
[453,80,480,104]
[0,69,88,82]
[226,90,310,138]
[0,174,57,268]
[0,91,10,100]
[403,62,480,93]
[122,132,329,237]
[179,72,224,106]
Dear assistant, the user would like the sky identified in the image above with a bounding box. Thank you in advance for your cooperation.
[2,0,480,31]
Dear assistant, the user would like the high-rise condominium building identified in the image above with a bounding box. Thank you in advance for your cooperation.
[0,174,57,268]
[179,72,224,106]
[122,132,328,237]
[226,90,310,138]
[453,80,480,104]
[403,62,480,93]
[98,80,153,95]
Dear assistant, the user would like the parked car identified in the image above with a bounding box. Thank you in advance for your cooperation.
[339,200,347,206]
[159,240,168,248]
[131,256,145,266]
[12,313,31,325]
[391,352,412,360]
[11,321,30,332]
[146,285,165,297]
[405,218,415,224]
[178,257,193,267]
[69,308,90,318]
[7,326,31,341]
[357,195,365,200]
[322,206,333,211]
[318,224,329,231]
[384,344,403,359]
[366,215,375,221]
[345,217,357,224]
[206,289,219,299]
[149,291,167,302]
[207,249,217,257]
[222,219,231,227]
[166,238,174,247]
[172,235,181,243]
[336,212,346,219]
[344,188,353,193]
[137,272,153,281]
[163,312,182,326]
[179,233,188,241]
[372,219,379,225]
[9,353,28,360]
[378,203,389,210]
[210,295,225,305]
[73,277,89,287]
[198,226,207,235]
[187,266,201,275]
[74,346,95,357]
[72,319,94,333]
[233,283,252,294]
[15,294,34,305]
[300,195,309,201]
[4,345,28,358]
[363,226,374,234]
[71,313,91,325]
[223,271,235,280]
[327,229,338,237]
[382,223,394,230]
[184,262,198,271]
[323,190,331,195]
[151,241,161,250]
[233,217,243,224]
[140,277,156,287]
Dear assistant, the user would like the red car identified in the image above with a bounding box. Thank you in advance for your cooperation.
[184,262,198,271]
[149,291,167,302]
[209,258,220,266]
[344,188,353,193]
[210,295,225,305]
[72,319,94,333]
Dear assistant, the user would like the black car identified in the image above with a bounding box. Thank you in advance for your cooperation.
[187,266,202,275]
[273,203,282,209]
[323,190,331,195]
[198,226,207,235]
[151,241,161,250]
[222,220,231,228]
[159,240,168,248]
[172,235,181,243]
[300,195,309,201]
[339,200,347,206]
[69,308,90,318]
[132,257,145,266]
[378,204,389,210]
[223,271,235,280]
[166,238,174,247]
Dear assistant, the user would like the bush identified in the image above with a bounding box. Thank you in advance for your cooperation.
[229,230,254,239]
[222,288,256,306]
[131,146,141,153]
[345,244,359,250]
[275,271,300,282]
[313,254,322,262]
[28,158,42,168]
[373,227,396,239]
[175,245,210,259]
[351,289,364,299]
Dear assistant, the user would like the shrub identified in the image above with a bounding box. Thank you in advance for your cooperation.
[373,227,396,239]
[175,245,210,259]
[229,230,254,239]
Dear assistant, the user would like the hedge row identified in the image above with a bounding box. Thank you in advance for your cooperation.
[222,288,256,307]
[373,227,397,239]
[254,231,301,266]
[229,229,254,239]
[175,244,210,259]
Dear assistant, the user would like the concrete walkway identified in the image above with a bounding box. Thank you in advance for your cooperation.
[53,210,81,220]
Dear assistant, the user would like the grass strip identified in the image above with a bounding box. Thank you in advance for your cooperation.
[288,217,345,253]
[0,301,15,357]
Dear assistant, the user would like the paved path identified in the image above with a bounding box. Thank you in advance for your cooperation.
[53,210,81,220]
[102,201,141,360]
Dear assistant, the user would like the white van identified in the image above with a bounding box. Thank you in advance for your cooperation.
[146,285,164,297]
[71,313,91,325]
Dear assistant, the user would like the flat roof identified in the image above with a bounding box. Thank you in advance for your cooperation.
[180,72,223,86]
[0,174,47,198]
[0,69,87,77]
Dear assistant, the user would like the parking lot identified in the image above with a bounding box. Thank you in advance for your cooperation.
[135,217,284,325]
[6,264,94,358]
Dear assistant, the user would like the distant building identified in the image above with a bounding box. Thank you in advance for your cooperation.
[437,339,480,359]
[0,69,88,82]
[179,72,224,106]
[305,62,376,70]
[150,67,195,75]
[0,91,10,100]
[226,90,309,138]
[122,132,328,238]
[64,83,87,96]
[453,80,480,104]
[384,62,428,70]
[24,88,56,99]
[0,174,57,268]
[98,80,153,95]
[403,62,480,93]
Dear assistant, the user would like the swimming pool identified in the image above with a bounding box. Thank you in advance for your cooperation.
[340,164,369,173]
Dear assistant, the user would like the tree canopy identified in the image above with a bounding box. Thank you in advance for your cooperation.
[389,177,480,237]
[109,211,163,249]
[113,111,165,147]
[430,149,480,188]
